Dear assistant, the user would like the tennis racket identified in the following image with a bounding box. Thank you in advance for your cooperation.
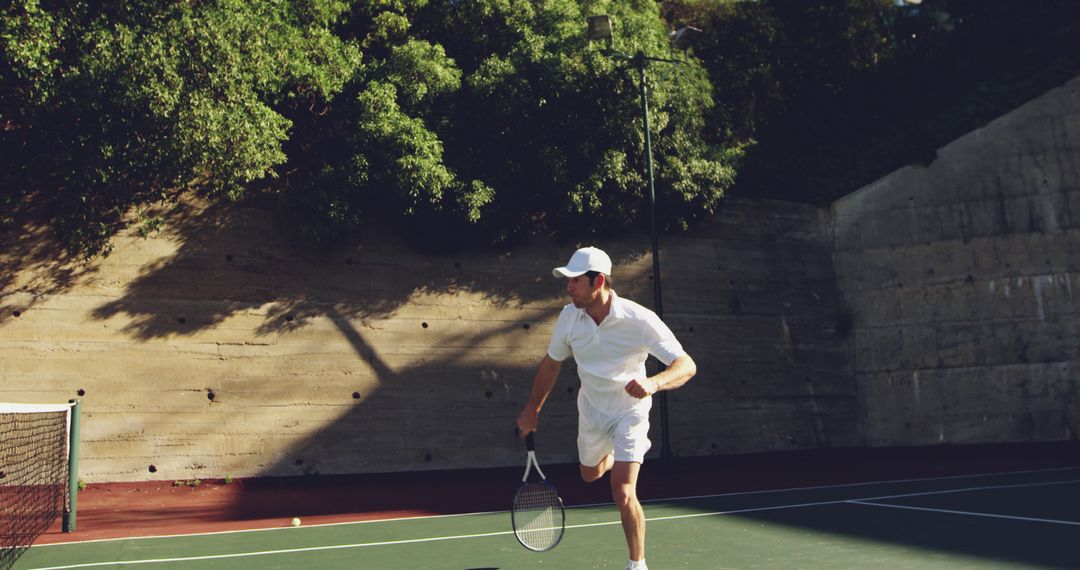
[511,431,565,552]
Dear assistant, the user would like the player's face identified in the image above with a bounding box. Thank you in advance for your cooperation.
[565,275,599,308]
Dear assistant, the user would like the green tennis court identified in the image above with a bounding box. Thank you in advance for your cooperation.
[15,467,1080,570]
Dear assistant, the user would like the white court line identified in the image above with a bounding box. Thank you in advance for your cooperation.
[32,466,1080,547]
[28,508,509,546]
[849,500,1080,527]
[577,478,1080,526]
[567,497,853,530]
[26,477,1080,569]
[637,466,1080,506]
[852,477,1080,503]
[25,530,516,569]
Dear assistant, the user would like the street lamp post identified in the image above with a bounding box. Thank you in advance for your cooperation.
[637,50,671,464]
[587,15,699,463]
[630,51,670,320]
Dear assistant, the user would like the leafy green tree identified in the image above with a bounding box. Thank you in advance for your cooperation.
[1,0,361,256]
[5,0,1076,256]
[3,0,737,255]
[304,0,736,247]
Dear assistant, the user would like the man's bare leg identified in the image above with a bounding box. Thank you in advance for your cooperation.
[611,461,644,561]
[580,453,614,483]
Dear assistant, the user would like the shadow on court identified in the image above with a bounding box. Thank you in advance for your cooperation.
[722,470,1080,569]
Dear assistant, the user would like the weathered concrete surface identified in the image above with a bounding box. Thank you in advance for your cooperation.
[1,196,854,482]
[663,199,859,456]
[833,75,1080,446]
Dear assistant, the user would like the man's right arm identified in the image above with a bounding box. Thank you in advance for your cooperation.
[516,355,563,436]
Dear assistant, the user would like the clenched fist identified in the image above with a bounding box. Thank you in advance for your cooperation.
[624,378,659,399]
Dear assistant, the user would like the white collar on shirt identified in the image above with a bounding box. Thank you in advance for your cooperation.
[578,289,626,325]
[607,290,627,320]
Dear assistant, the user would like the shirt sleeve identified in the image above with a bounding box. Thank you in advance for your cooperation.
[642,312,686,366]
[546,305,575,362]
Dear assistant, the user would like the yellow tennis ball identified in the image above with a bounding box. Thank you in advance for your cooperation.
[290,517,301,527]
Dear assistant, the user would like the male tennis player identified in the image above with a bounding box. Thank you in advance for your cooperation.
[516,246,697,570]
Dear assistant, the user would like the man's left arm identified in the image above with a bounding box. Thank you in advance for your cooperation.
[625,354,697,399]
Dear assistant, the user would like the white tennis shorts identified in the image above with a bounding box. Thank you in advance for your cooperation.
[577,407,652,467]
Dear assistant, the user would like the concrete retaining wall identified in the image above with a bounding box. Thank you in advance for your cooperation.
[833,75,1080,446]
[1,197,855,482]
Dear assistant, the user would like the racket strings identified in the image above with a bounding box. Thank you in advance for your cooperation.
[513,482,563,550]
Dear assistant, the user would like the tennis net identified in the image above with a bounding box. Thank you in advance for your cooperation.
[0,402,81,570]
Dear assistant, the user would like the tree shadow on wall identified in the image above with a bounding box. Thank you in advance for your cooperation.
[82,198,650,498]
[0,208,100,325]
[88,198,648,340]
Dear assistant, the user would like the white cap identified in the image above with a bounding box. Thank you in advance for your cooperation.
[552,246,612,278]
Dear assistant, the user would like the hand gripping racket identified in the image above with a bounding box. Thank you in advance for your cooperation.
[511,432,565,552]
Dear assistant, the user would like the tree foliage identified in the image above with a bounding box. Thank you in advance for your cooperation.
[1,0,734,255]
[0,0,362,255]
[3,0,1076,256]
[292,0,734,249]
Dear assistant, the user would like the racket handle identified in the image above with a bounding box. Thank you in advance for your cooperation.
[525,432,535,452]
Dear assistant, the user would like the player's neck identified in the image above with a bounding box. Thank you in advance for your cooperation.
[585,288,612,325]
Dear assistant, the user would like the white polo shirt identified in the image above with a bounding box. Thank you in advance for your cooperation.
[547,291,686,418]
